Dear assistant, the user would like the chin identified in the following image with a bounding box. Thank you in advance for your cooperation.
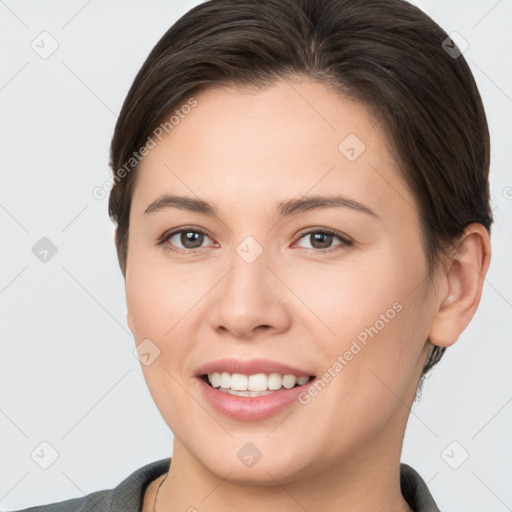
[191,439,325,487]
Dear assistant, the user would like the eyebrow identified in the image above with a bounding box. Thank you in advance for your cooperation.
[144,194,379,218]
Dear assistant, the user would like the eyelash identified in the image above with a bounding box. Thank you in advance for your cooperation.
[157,225,353,256]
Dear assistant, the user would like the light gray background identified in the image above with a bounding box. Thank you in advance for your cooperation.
[0,1,510,510]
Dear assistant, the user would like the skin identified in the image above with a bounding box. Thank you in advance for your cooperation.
[118,77,491,512]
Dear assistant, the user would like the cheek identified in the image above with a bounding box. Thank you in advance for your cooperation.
[125,260,199,424]
[307,246,428,395]
[126,248,202,338]
[293,250,407,335]
[125,254,207,389]
[300,299,426,452]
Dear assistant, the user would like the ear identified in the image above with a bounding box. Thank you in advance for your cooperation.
[428,223,491,347]
[114,227,118,248]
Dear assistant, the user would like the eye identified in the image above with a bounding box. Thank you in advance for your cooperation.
[157,226,353,255]
[158,226,216,254]
[294,228,353,252]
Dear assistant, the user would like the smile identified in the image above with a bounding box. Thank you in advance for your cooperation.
[203,372,314,397]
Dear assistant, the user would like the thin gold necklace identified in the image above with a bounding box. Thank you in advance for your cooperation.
[153,472,168,512]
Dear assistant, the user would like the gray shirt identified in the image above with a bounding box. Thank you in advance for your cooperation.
[10,458,440,511]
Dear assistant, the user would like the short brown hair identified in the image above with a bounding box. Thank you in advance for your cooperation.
[108,0,493,375]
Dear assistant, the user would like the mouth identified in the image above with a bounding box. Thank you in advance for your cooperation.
[195,370,318,420]
[198,373,316,397]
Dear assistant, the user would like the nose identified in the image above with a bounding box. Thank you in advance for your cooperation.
[209,241,291,340]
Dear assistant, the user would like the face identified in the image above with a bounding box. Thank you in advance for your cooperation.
[125,78,435,484]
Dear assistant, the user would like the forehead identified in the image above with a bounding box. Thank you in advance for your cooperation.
[133,78,416,223]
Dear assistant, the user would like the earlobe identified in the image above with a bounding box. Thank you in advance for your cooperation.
[428,223,491,348]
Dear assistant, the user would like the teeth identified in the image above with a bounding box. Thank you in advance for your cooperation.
[227,389,275,397]
[210,372,221,388]
[206,372,310,391]
[249,373,268,391]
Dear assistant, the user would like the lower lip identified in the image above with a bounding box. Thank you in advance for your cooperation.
[195,376,316,421]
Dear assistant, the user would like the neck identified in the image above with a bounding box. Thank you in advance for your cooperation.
[151,351,428,512]
[154,429,413,512]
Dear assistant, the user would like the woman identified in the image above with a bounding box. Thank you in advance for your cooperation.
[13,0,492,510]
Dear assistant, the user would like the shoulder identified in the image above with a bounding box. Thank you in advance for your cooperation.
[9,488,113,512]
[9,457,171,512]
[400,462,441,512]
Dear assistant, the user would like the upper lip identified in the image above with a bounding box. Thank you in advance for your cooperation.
[195,358,315,378]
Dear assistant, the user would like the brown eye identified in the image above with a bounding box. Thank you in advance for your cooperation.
[295,229,352,252]
[173,230,206,249]
[307,232,334,250]
[160,227,215,253]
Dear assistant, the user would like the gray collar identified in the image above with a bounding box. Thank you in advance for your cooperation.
[110,458,441,511]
